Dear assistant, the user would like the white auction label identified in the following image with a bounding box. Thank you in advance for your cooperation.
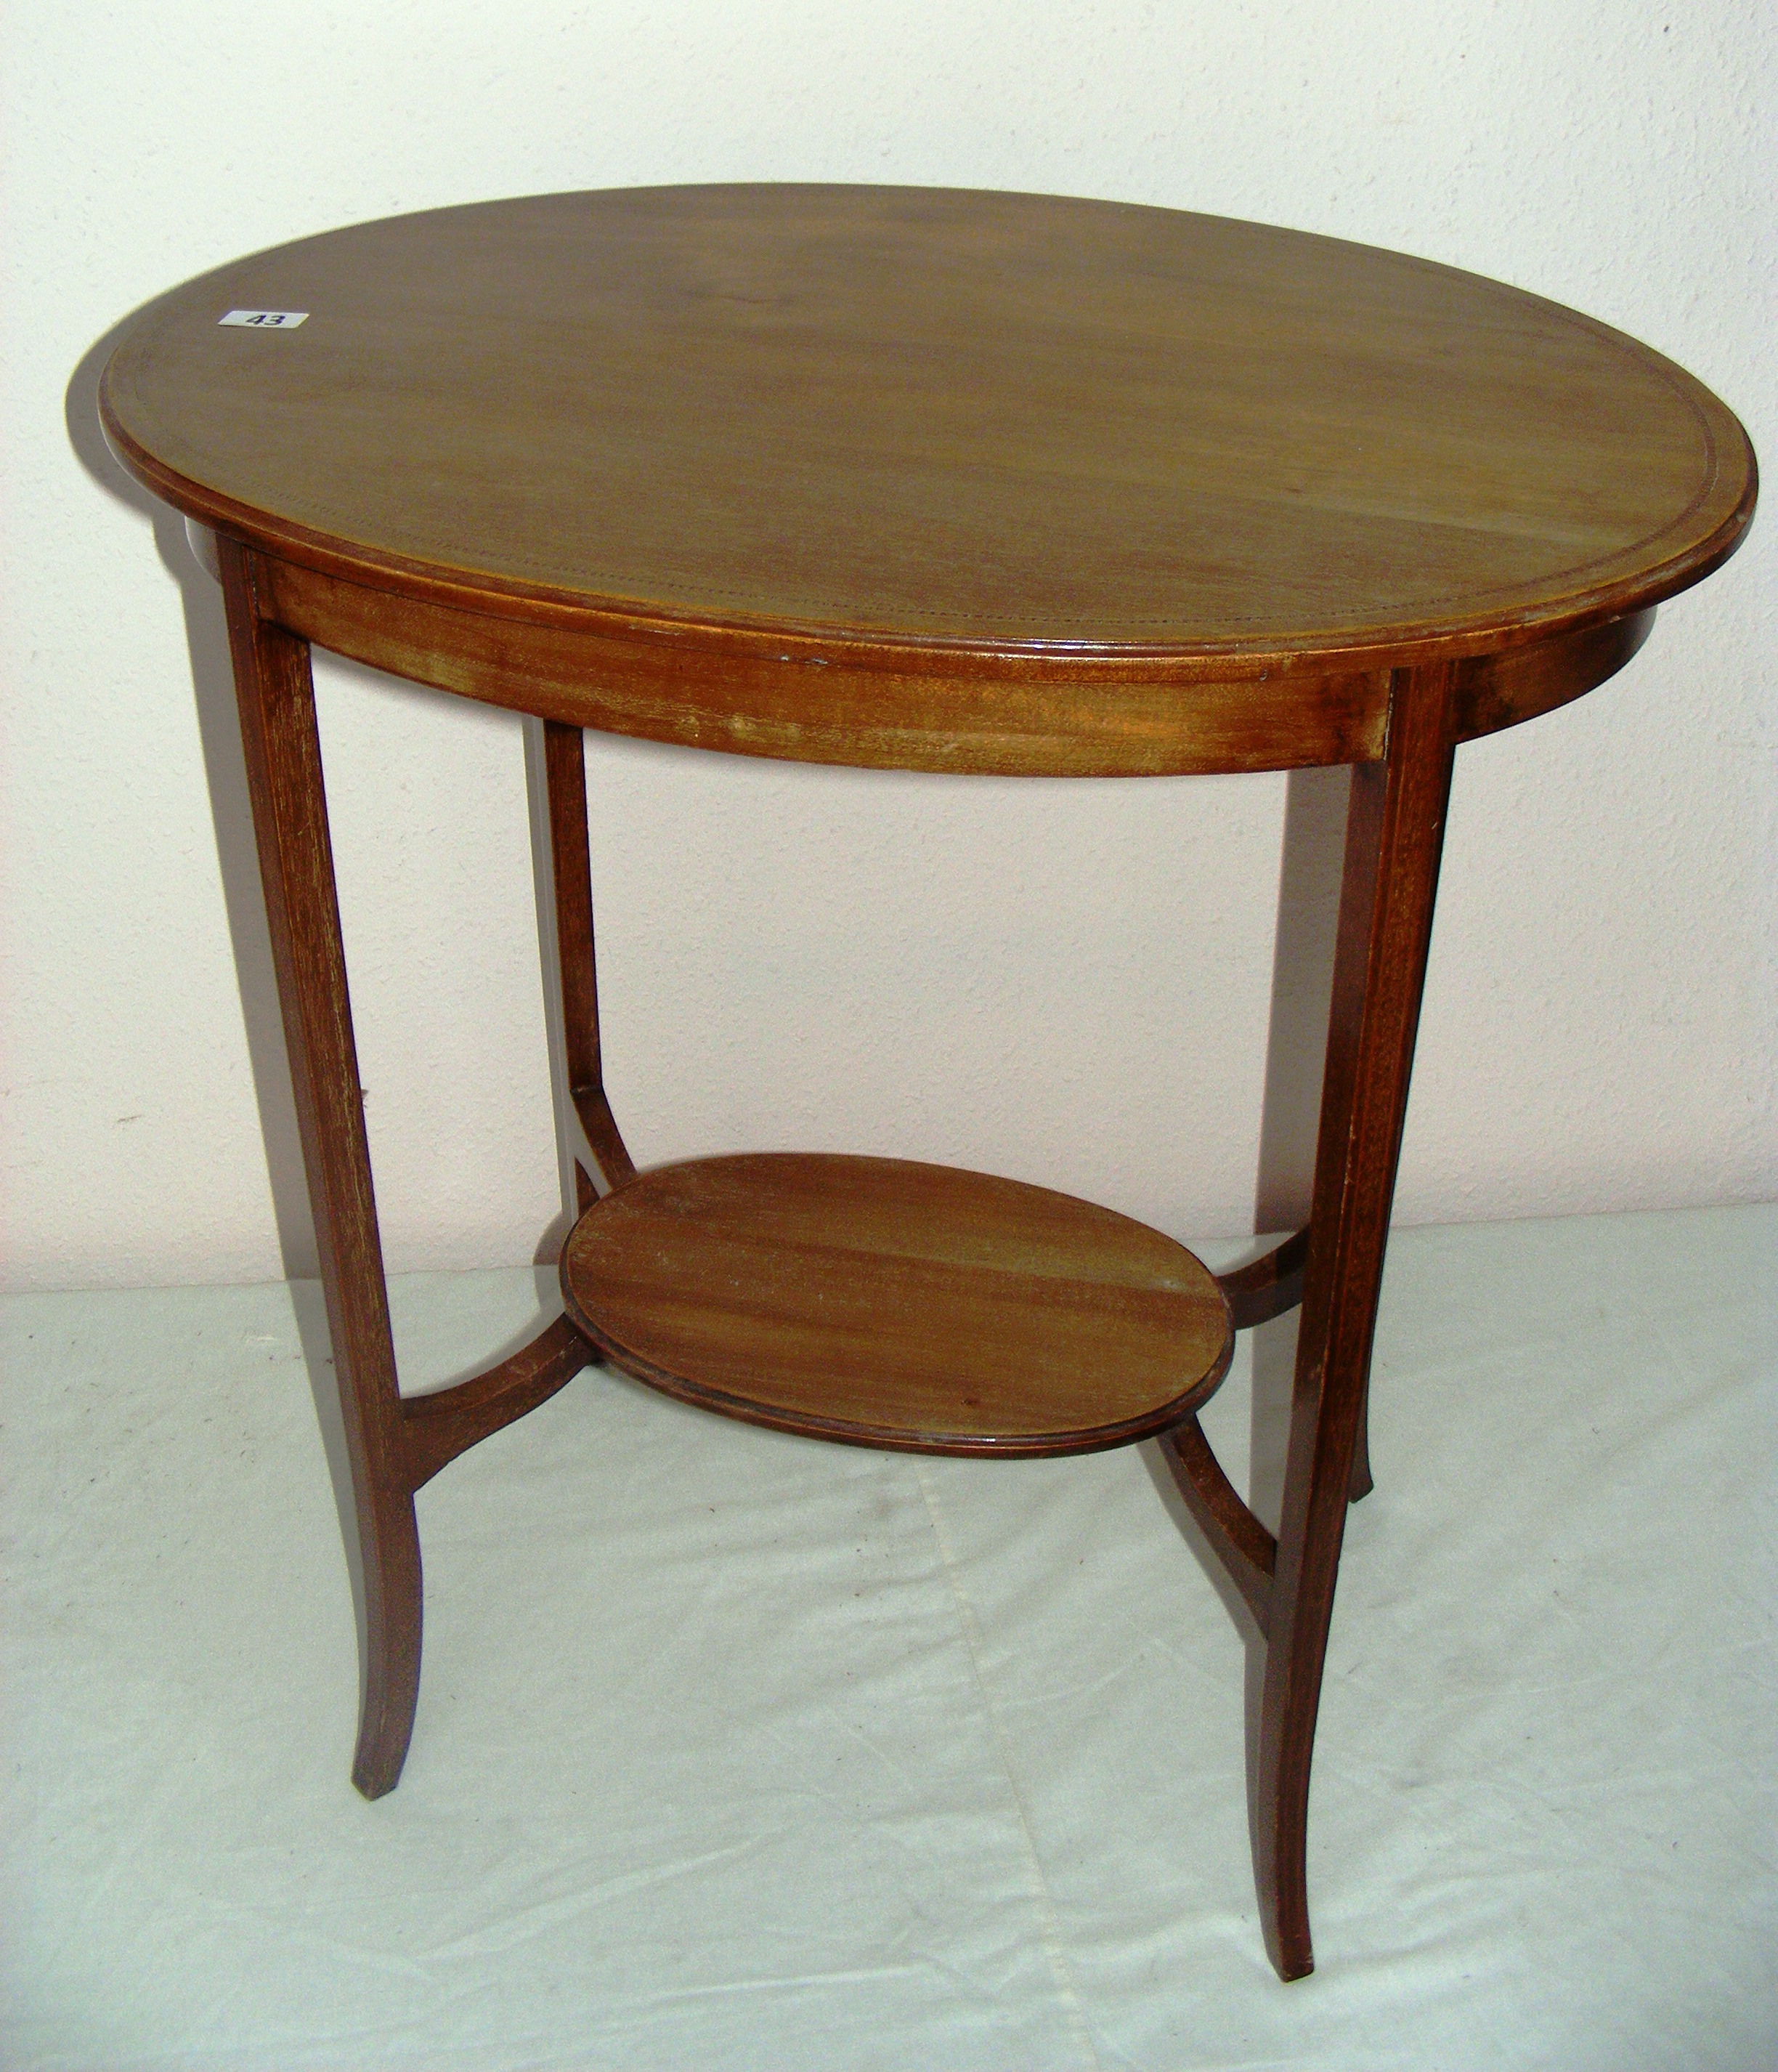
[218,309,309,329]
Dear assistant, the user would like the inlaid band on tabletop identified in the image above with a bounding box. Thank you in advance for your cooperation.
[98,183,1755,1983]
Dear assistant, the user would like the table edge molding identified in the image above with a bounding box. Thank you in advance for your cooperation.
[240,547,1659,774]
[100,378,1755,690]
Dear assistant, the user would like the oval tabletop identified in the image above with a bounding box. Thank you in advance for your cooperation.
[100,185,1754,680]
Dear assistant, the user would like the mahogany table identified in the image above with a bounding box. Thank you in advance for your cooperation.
[100,185,1755,1980]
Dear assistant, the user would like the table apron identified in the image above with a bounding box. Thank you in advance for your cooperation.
[250,551,1653,776]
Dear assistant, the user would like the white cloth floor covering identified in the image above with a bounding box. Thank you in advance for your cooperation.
[4,1205,1774,2069]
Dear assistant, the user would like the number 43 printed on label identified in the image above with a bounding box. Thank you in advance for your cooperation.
[219,309,309,329]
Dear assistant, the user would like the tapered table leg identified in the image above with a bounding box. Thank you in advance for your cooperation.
[1256,661,1458,1979]
[220,541,423,1799]
[538,720,634,1201]
[1349,1375,1376,1504]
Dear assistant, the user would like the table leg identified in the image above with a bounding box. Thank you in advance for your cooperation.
[538,720,635,1200]
[1349,1377,1376,1502]
[219,542,422,1799]
[1256,661,1458,1979]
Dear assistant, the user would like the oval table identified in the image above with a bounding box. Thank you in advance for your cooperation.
[100,185,1755,1980]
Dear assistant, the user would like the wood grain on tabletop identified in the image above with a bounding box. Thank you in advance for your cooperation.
[100,185,1755,676]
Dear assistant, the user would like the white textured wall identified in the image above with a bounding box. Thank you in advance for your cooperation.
[3,2,1772,1292]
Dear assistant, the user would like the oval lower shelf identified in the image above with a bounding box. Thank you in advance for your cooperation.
[560,1152,1233,1457]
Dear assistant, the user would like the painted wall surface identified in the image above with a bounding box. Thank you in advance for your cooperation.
[3,2,1772,1291]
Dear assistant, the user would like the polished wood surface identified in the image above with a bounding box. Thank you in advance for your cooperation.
[221,541,607,1786]
[561,1154,1233,1454]
[541,719,634,1194]
[1257,661,1461,1978]
[113,190,1757,1983]
[1158,1417,1278,1632]
[219,540,424,1800]
[400,1314,595,1494]
[1215,1227,1310,1333]
[105,189,1752,756]
[258,553,1392,777]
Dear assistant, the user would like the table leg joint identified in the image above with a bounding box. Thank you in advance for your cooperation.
[571,1082,636,1190]
[401,1314,598,1491]
[1158,1416,1278,1633]
[1216,1227,1309,1332]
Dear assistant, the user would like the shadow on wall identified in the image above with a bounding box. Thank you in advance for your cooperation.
[73,301,387,1731]
[67,306,321,1288]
